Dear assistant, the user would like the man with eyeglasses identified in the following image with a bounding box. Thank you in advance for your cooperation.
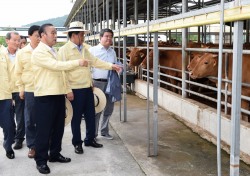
[89,28,119,140]
[58,21,122,155]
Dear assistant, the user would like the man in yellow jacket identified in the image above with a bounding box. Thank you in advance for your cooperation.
[4,32,25,150]
[58,21,122,154]
[0,51,15,159]
[31,23,89,174]
[15,25,40,159]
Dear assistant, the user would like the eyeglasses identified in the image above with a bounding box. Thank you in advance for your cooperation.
[103,35,113,39]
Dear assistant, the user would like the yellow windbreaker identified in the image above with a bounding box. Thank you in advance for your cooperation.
[57,41,112,93]
[0,52,12,100]
[31,42,80,96]
[15,44,34,92]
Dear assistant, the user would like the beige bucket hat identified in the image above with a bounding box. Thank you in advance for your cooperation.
[93,87,107,114]
[63,21,90,34]
[65,98,73,126]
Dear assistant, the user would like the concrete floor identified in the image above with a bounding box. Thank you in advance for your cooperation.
[0,93,250,175]
[110,94,250,176]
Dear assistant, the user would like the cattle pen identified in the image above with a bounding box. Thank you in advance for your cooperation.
[65,0,250,175]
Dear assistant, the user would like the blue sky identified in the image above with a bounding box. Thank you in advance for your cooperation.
[0,0,74,27]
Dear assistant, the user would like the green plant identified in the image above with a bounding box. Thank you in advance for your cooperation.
[0,36,6,46]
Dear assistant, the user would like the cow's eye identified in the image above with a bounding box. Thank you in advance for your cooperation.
[204,61,208,64]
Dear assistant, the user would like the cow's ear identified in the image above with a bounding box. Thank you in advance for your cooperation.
[212,54,218,58]
[126,51,131,57]
[140,51,146,58]
[212,57,217,66]
[213,60,217,66]
[201,44,209,48]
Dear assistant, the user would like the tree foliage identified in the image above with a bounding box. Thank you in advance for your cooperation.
[23,15,68,27]
[0,36,6,46]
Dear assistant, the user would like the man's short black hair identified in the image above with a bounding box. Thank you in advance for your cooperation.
[68,31,81,38]
[28,25,40,36]
[20,35,27,40]
[100,28,113,37]
[39,23,53,37]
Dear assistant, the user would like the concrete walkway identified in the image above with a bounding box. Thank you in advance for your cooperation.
[0,102,145,176]
[1,93,250,175]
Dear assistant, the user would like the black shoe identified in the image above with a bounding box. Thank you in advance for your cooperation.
[75,145,84,154]
[85,140,103,148]
[6,150,15,159]
[49,153,71,163]
[13,141,23,150]
[36,164,50,174]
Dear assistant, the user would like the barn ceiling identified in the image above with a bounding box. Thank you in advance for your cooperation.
[65,0,234,26]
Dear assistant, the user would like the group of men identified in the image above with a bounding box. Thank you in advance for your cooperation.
[0,21,122,174]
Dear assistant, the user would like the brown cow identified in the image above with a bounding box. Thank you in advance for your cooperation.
[187,53,204,72]
[140,49,183,93]
[128,48,148,68]
[190,52,250,121]
[140,42,203,93]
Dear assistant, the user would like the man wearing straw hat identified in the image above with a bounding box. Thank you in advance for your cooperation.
[31,23,89,174]
[58,21,122,155]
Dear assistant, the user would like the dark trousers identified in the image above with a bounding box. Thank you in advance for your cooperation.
[12,92,25,143]
[0,99,15,152]
[24,92,36,149]
[33,95,65,165]
[71,88,95,146]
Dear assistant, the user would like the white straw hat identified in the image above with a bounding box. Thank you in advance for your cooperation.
[63,21,90,34]
[65,98,73,126]
[93,87,107,114]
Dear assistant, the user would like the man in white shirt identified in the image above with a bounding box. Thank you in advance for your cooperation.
[89,28,118,140]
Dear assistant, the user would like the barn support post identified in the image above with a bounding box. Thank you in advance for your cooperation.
[106,0,109,28]
[81,6,84,24]
[102,0,105,28]
[84,5,87,30]
[92,0,96,46]
[216,0,225,175]
[134,0,138,46]
[230,7,244,176]
[117,0,122,122]
[246,20,250,43]
[122,0,128,122]
[100,7,103,30]
[152,0,159,156]
[111,0,115,30]
[230,20,243,176]
[181,0,188,98]
[146,0,151,157]
[96,0,99,32]
[89,0,93,44]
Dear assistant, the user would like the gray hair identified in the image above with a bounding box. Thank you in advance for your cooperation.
[6,31,19,40]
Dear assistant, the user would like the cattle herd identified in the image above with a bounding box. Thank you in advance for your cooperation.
[119,41,250,122]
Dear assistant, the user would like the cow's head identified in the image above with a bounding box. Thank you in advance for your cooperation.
[187,53,203,72]
[189,53,218,79]
[128,47,147,67]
